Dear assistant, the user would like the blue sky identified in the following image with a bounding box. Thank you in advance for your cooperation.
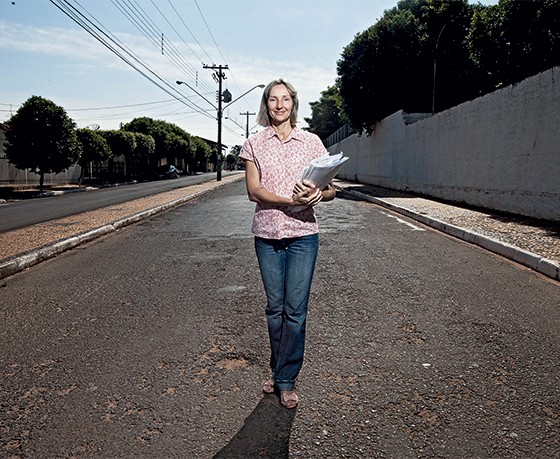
[0,0,494,147]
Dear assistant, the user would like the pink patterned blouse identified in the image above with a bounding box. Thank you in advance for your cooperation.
[240,126,326,240]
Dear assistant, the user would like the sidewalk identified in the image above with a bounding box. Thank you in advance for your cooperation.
[0,174,244,280]
[335,180,560,282]
[1,175,559,282]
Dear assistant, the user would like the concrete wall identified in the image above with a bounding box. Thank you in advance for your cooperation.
[329,66,560,221]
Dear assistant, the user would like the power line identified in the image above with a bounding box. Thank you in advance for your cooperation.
[68,97,201,111]
[193,0,228,65]
[166,0,213,65]
[111,0,213,94]
[49,0,215,120]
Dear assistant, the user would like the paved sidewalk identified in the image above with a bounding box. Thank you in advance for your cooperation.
[1,175,559,282]
[0,174,244,280]
[335,180,560,282]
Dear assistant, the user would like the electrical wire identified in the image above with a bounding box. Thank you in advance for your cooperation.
[49,0,215,121]
[165,0,213,64]
[47,0,257,144]
[110,0,213,95]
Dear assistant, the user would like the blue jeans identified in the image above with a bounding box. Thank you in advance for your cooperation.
[254,234,319,391]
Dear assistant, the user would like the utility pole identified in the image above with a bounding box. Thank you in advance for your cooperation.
[204,64,229,181]
[239,111,256,138]
[178,73,263,182]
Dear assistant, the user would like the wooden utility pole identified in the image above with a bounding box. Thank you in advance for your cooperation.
[203,64,229,181]
[239,111,256,138]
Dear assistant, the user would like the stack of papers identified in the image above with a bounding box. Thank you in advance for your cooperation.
[290,152,348,213]
[300,152,348,190]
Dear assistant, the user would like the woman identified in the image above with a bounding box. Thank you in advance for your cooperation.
[239,79,336,409]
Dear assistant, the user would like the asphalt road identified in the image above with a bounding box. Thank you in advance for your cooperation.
[0,172,234,232]
[1,180,559,458]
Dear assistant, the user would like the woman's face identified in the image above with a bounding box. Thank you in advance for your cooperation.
[267,84,294,126]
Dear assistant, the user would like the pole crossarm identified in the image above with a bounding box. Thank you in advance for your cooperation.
[240,111,256,138]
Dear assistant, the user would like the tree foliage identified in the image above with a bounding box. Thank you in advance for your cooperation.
[122,117,191,161]
[131,132,155,161]
[321,0,560,136]
[189,136,212,173]
[101,130,137,158]
[75,128,111,183]
[4,95,81,190]
[336,1,428,134]
[225,144,244,170]
[467,0,560,90]
[304,85,347,140]
[122,117,213,174]
[76,128,111,166]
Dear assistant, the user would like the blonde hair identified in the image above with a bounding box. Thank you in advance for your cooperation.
[256,79,299,127]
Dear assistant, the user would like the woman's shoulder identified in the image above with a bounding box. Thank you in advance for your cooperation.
[293,128,325,155]
[293,127,322,143]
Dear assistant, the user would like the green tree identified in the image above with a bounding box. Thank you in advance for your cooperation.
[101,130,136,158]
[129,132,155,179]
[4,95,81,190]
[304,85,347,140]
[335,0,560,133]
[337,1,427,133]
[99,130,136,181]
[75,128,111,183]
[122,117,191,164]
[190,136,211,173]
[468,0,560,91]
[418,0,481,112]
[225,145,244,170]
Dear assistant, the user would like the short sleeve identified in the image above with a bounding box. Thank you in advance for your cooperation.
[239,138,254,162]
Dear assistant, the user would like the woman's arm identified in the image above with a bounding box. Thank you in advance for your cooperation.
[245,160,322,207]
[320,183,336,202]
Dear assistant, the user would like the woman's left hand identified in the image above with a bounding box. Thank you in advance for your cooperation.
[292,180,323,207]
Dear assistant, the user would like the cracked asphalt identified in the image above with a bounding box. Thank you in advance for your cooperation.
[1,178,560,458]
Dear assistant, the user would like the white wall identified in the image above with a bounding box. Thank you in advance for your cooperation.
[0,157,82,186]
[330,66,560,221]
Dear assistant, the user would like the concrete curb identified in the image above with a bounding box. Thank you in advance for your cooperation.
[0,178,240,280]
[37,186,97,197]
[340,188,560,282]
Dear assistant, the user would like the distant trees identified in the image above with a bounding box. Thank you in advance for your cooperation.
[4,95,81,190]
[122,117,188,160]
[189,136,212,173]
[3,97,214,185]
[304,85,347,140]
[122,117,211,174]
[225,145,244,170]
[75,128,111,183]
[309,0,560,137]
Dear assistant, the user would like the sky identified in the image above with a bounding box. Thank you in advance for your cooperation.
[0,0,495,148]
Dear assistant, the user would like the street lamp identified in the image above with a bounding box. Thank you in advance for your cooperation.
[176,81,264,181]
[176,80,215,109]
[224,116,245,135]
[432,22,453,114]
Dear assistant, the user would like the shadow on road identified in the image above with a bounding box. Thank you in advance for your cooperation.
[213,393,296,458]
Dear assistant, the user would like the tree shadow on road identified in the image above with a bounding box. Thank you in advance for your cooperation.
[213,393,296,459]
